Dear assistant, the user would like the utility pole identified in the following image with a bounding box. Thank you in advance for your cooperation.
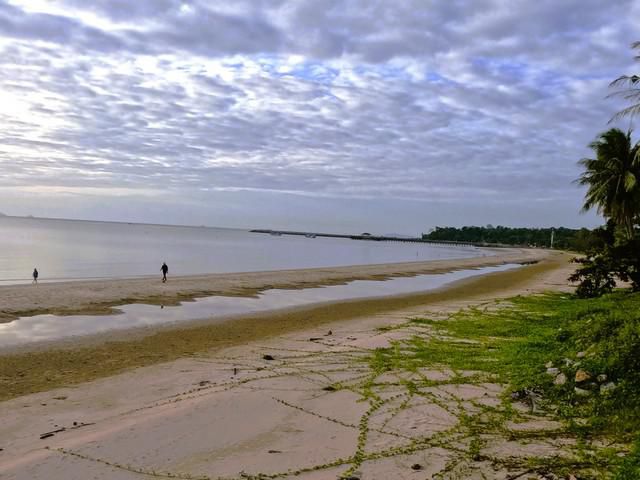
[550,228,555,249]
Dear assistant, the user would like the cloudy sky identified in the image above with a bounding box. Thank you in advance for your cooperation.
[0,0,638,234]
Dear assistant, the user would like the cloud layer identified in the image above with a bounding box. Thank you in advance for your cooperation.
[0,0,638,231]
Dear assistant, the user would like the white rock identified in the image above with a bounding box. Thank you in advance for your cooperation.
[546,367,560,375]
[545,361,554,369]
[554,373,567,385]
[576,351,586,358]
[600,382,616,394]
[574,387,592,397]
[597,374,607,383]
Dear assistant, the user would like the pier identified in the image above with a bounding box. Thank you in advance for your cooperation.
[250,229,510,248]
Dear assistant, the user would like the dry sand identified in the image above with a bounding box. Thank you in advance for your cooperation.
[0,250,578,479]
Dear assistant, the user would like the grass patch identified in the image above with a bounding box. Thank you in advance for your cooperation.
[366,290,640,477]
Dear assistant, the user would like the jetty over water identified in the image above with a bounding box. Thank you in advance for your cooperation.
[250,229,510,248]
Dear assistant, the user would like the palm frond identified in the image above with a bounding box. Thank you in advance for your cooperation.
[609,42,640,122]
[609,75,640,88]
[576,128,640,237]
[610,104,640,123]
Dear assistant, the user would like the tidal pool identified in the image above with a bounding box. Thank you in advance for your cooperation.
[0,263,520,347]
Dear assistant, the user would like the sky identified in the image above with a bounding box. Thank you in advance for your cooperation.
[0,0,638,235]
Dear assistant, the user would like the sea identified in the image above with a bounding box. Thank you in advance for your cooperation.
[0,216,487,285]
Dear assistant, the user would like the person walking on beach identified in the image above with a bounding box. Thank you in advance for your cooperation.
[32,267,38,284]
[161,262,168,283]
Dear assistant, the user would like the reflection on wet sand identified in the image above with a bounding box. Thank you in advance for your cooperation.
[0,264,519,347]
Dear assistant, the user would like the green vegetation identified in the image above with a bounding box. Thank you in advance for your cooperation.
[570,125,640,296]
[569,221,640,297]
[422,225,598,251]
[577,128,640,240]
[368,291,640,477]
[550,43,640,297]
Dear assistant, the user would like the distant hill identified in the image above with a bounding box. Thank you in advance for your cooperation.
[0,212,7,217]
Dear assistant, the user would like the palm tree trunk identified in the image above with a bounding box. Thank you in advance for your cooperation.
[625,217,635,240]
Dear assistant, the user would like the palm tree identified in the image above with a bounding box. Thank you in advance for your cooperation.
[609,41,640,122]
[577,128,640,240]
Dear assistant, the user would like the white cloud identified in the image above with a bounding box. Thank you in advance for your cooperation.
[0,0,636,230]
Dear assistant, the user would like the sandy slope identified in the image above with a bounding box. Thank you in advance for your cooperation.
[0,252,575,479]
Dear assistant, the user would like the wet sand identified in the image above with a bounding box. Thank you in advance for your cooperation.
[0,247,543,321]
[0,250,575,479]
[2,249,558,401]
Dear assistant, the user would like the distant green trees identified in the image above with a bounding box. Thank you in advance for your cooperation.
[422,225,598,251]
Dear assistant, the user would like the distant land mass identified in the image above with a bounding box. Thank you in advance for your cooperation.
[423,225,599,252]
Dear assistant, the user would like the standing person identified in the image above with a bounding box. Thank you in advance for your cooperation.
[161,262,168,283]
[32,267,38,284]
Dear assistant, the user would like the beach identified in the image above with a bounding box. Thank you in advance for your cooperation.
[0,247,543,322]
[0,249,576,479]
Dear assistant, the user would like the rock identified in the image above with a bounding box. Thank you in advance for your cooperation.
[309,337,322,341]
[510,390,526,400]
[323,385,337,392]
[554,373,567,385]
[545,361,554,369]
[262,354,275,361]
[576,351,586,358]
[411,463,423,470]
[597,374,607,383]
[574,387,592,397]
[326,330,332,336]
[546,367,560,376]
[267,449,282,454]
[575,369,591,383]
[600,382,617,394]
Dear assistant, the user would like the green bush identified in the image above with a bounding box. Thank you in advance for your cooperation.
[570,222,640,298]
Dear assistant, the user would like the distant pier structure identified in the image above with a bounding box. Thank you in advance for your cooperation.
[250,229,509,248]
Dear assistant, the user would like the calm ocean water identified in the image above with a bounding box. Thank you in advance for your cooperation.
[0,216,487,284]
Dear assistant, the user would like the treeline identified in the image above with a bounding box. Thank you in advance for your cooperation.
[422,226,599,251]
